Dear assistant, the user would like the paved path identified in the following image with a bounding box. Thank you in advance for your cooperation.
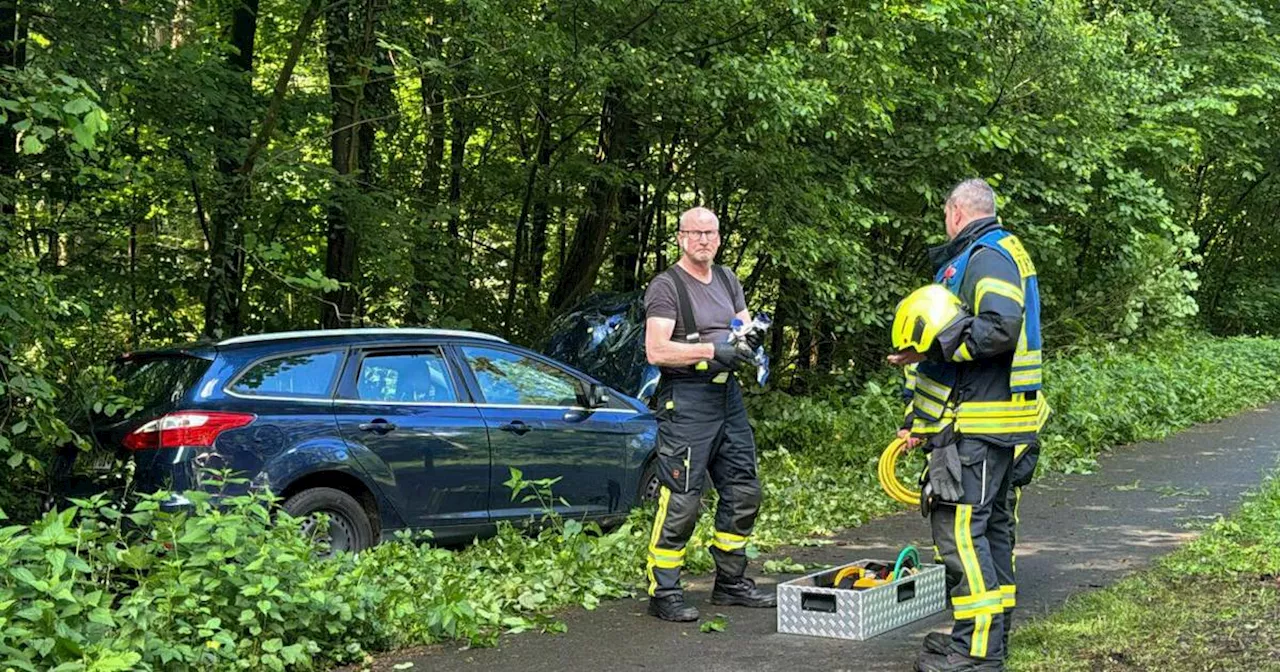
[359,404,1280,671]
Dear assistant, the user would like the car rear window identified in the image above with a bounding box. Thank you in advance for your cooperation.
[116,355,212,410]
[230,351,343,399]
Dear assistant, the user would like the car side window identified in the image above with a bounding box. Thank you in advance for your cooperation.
[231,351,342,398]
[356,350,458,403]
[461,346,580,407]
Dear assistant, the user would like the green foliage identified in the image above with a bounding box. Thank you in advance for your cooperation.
[1008,470,1280,671]
[1,336,1280,669]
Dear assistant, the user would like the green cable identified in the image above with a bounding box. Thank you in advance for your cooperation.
[892,545,920,578]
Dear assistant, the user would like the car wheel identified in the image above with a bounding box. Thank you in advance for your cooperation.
[639,459,661,502]
[282,487,374,556]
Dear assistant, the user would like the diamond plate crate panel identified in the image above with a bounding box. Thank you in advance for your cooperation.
[776,560,947,641]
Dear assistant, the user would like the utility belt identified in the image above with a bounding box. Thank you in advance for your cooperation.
[657,369,736,390]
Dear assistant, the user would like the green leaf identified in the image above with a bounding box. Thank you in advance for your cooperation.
[700,614,728,633]
[72,123,95,150]
[63,98,94,115]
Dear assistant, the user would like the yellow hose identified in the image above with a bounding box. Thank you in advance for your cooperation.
[878,438,921,506]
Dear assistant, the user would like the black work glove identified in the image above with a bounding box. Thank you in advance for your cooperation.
[713,342,753,369]
[927,443,964,503]
[744,328,765,351]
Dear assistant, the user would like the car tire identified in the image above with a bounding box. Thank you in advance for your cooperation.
[282,487,374,556]
[639,458,661,502]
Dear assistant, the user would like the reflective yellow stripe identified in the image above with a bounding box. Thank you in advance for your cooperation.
[650,547,685,560]
[916,375,951,402]
[646,487,673,596]
[972,614,993,657]
[953,590,1004,607]
[954,602,1005,619]
[1014,487,1022,527]
[997,236,1037,277]
[955,396,1049,435]
[1011,372,1042,386]
[1013,488,1022,573]
[953,342,974,363]
[955,504,996,657]
[955,505,983,597]
[711,531,748,552]
[912,415,953,435]
[975,277,1024,310]
[1000,585,1017,609]
[647,553,684,569]
[913,393,946,420]
[1013,349,1042,367]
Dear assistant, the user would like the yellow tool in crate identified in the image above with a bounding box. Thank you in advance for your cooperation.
[830,547,922,590]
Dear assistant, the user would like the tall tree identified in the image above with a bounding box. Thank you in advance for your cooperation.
[321,0,386,328]
[202,0,259,338]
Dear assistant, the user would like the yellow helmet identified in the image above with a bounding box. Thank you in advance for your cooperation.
[892,284,964,353]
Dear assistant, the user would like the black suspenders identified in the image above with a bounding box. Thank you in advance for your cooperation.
[663,265,733,344]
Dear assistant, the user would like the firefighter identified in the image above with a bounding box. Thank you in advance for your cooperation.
[641,206,775,622]
[889,179,1046,672]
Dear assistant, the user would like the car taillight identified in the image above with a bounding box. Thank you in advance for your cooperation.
[123,412,256,451]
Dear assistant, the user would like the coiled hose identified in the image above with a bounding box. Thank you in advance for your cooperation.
[878,438,921,506]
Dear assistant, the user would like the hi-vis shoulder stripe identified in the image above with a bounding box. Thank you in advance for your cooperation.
[975,277,1024,309]
[997,236,1037,277]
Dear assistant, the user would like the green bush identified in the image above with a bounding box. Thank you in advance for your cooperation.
[4,335,1280,669]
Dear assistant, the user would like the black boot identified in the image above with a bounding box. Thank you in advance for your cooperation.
[709,576,776,608]
[923,632,953,655]
[915,651,1004,672]
[648,594,699,622]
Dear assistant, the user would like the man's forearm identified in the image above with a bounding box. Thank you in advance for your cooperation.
[647,340,715,367]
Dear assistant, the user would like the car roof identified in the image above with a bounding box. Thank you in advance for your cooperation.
[216,328,508,348]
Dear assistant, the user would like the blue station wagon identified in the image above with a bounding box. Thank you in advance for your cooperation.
[54,328,660,552]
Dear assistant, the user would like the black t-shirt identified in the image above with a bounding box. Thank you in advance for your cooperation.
[644,264,747,376]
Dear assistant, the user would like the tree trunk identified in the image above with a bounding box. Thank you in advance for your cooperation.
[203,0,260,338]
[321,0,386,328]
[610,177,645,293]
[419,33,446,206]
[524,80,554,314]
[816,318,834,373]
[548,88,636,314]
[447,43,473,239]
[0,1,22,240]
[321,0,358,328]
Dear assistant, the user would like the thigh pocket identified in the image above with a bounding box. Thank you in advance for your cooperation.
[656,439,693,494]
[956,441,989,506]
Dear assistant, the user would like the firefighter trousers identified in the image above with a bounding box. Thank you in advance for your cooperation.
[930,437,1014,661]
[646,375,761,598]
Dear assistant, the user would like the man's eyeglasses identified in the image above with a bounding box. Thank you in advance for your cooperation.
[679,229,720,241]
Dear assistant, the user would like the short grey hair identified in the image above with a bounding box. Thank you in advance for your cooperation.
[946,178,997,217]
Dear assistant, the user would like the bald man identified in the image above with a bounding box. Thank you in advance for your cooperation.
[641,207,775,622]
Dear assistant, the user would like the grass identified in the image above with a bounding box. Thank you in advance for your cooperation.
[1009,469,1280,671]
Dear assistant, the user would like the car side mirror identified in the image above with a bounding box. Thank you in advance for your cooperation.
[580,383,610,409]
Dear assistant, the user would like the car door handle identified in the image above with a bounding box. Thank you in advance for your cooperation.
[499,420,532,435]
[358,420,397,434]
